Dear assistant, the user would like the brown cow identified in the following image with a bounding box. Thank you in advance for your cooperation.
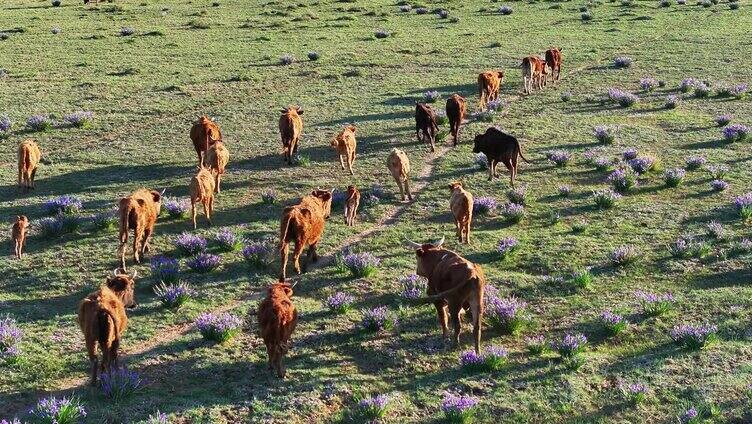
[344,185,360,226]
[545,47,562,83]
[189,167,215,229]
[257,282,298,378]
[190,116,222,167]
[331,125,357,175]
[78,269,138,385]
[205,140,229,193]
[521,56,548,94]
[449,182,473,244]
[17,139,41,192]
[279,106,303,165]
[279,189,333,281]
[477,71,504,111]
[406,237,485,354]
[445,94,467,146]
[118,188,164,271]
[472,127,531,187]
[12,215,29,259]
[415,102,439,152]
[386,148,412,202]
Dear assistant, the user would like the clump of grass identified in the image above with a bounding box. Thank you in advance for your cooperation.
[593,125,617,144]
[599,310,629,336]
[611,245,638,266]
[664,168,686,187]
[120,27,135,36]
[354,394,390,421]
[551,333,587,369]
[710,179,728,192]
[635,290,675,316]
[292,153,310,166]
[714,114,732,127]
[581,11,593,20]
[559,185,571,197]
[621,383,649,405]
[607,88,638,107]
[459,346,508,372]
[546,150,571,167]
[705,164,729,180]
[100,366,146,400]
[196,312,242,343]
[324,292,355,313]
[593,188,622,209]
[26,115,54,132]
[499,202,524,223]
[722,124,749,142]
[187,253,221,273]
[693,82,711,98]
[670,323,717,349]
[733,192,752,220]
[568,268,594,290]
[361,306,397,332]
[506,185,527,205]
[0,114,11,137]
[486,296,527,335]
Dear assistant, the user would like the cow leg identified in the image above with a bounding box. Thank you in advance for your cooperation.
[279,242,289,281]
[31,168,37,189]
[275,348,286,378]
[142,228,152,254]
[394,176,405,201]
[86,338,98,386]
[469,295,483,355]
[449,303,462,347]
[119,240,127,272]
[196,151,203,167]
[215,174,221,194]
[416,127,421,144]
[404,177,413,201]
[434,301,449,341]
[454,218,462,242]
[266,344,274,370]
[348,152,355,175]
[308,242,319,263]
[339,154,346,170]
[292,242,304,275]
[464,218,471,244]
[133,229,143,264]
[191,200,198,230]
[203,200,212,227]
[488,160,495,181]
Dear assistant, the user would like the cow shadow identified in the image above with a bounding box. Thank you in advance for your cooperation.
[316,110,413,127]
[683,138,726,150]
[691,267,752,289]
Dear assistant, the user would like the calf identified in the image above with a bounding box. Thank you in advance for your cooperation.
[445,94,467,146]
[386,148,413,202]
[344,185,360,226]
[449,182,473,244]
[17,139,41,192]
[118,188,164,271]
[78,269,138,385]
[279,189,333,281]
[257,282,298,378]
[472,127,530,187]
[190,167,216,229]
[521,56,548,94]
[279,106,303,165]
[12,215,29,259]
[331,125,357,175]
[545,47,562,83]
[190,116,222,167]
[205,140,229,193]
[415,102,439,152]
[406,237,485,354]
[477,71,504,111]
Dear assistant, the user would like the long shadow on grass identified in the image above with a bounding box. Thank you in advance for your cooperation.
[690,267,752,289]
[317,110,412,127]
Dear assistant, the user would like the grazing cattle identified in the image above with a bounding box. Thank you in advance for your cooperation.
[77,269,138,385]
[344,185,360,226]
[449,182,473,244]
[279,106,303,165]
[521,56,548,94]
[406,237,485,354]
[118,188,164,271]
[472,127,530,187]
[477,71,504,111]
[189,167,215,229]
[330,125,357,175]
[205,140,229,193]
[17,139,41,192]
[190,116,222,167]
[415,102,439,152]
[545,47,563,83]
[12,215,29,259]
[445,94,467,146]
[279,189,333,281]
[257,282,298,378]
[386,148,413,202]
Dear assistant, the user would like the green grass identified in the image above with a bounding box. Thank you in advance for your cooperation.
[1,0,751,422]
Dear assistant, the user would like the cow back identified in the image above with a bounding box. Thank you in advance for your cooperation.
[387,149,410,179]
[190,168,215,201]
[206,142,229,173]
[446,95,466,121]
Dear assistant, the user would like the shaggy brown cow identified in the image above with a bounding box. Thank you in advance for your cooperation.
[190,116,222,167]
[415,102,439,152]
[521,56,548,94]
[118,188,164,271]
[279,189,333,281]
[190,167,215,229]
[386,148,413,202]
[472,127,530,187]
[78,269,138,385]
[344,185,360,226]
[257,282,298,378]
[477,71,504,111]
[331,125,357,175]
[12,215,29,259]
[445,94,467,146]
[406,237,485,354]
[17,139,41,192]
[205,140,229,193]
[279,106,303,165]
[449,182,473,244]
[545,47,563,83]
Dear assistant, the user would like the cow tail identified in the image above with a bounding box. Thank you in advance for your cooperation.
[415,276,478,305]
[204,130,210,162]
[516,138,531,163]
[17,146,27,184]
[279,212,294,249]
[97,309,117,353]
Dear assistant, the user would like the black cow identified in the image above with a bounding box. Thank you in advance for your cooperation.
[415,102,439,152]
[472,127,530,187]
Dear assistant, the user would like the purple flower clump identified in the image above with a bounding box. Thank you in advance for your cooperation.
[730,83,748,98]
[150,255,180,282]
[611,245,637,266]
[680,407,699,424]
[722,123,749,142]
[43,195,83,215]
[442,392,479,421]
[0,315,22,361]
[486,296,527,334]
[664,168,686,187]
[599,310,628,335]
[497,237,519,259]
[670,323,718,349]
[734,192,752,219]
[28,396,87,424]
[685,155,707,170]
[196,312,242,342]
[639,77,658,91]
[665,95,680,109]
[0,114,11,134]
[500,202,524,223]
[705,164,729,180]
[325,292,355,313]
[163,197,190,218]
[635,290,675,316]
[552,333,587,357]
[261,189,277,204]
[26,115,53,132]
[594,125,616,143]
[187,253,221,273]
[357,394,390,419]
[607,88,638,107]
[715,114,732,127]
[460,345,508,371]
[343,252,380,277]
[424,90,440,103]
[607,168,637,193]
[242,240,274,267]
[398,274,427,300]
[175,232,207,255]
[499,5,513,14]
[472,196,497,215]
[214,228,241,252]
[361,306,397,331]
[593,188,622,209]
[546,149,572,166]
[525,335,547,354]
[559,185,572,197]
[679,78,697,93]
[153,282,194,308]
[710,179,728,192]
[100,366,145,400]
[628,156,655,174]
[622,148,638,161]
[63,111,94,128]
[613,56,633,68]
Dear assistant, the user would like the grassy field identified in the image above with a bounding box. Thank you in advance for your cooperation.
[1,0,751,422]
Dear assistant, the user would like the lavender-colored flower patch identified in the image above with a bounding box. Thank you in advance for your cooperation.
[552,333,587,357]
[163,197,190,219]
[610,245,637,266]
[361,306,397,331]
[635,290,675,316]
[43,195,83,215]
[693,82,710,98]
[622,148,638,161]
[559,185,571,197]
[639,77,658,91]
[665,95,680,109]
[593,125,617,144]
[356,394,390,420]
[187,253,221,273]
[374,29,390,39]
[26,115,53,132]
[486,296,527,335]
[710,179,728,192]
[705,164,729,180]
[499,5,513,14]
[398,274,427,300]
[472,196,497,215]
[546,149,571,166]
[679,78,697,93]
[424,90,440,103]
[500,202,524,223]
[607,168,637,193]
[715,114,732,127]
[324,292,355,313]
[174,232,207,255]
[670,323,718,349]
[525,335,547,354]
[722,123,749,142]
[628,156,656,174]
[0,114,11,135]
[593,188,622,209]
[664,168,686,187]
[242,240,274,268]
[442,392,479,422]
[0,315,22,362]
[607,88,638,107]
[497,237,519,259]
[150,255,180,283]
[599,310,628,335]
[343,252,380,277]
[213,228,241,252]
[261,189,277,204]
[734,192,752,219]
[100,367,146,400]
[28,396,87,424]
[153,282,194,308]
[613,56,632,68]
[196,312,242,343]
[506,185,527,205]
[63,111,94,128]
[684,155,707,170]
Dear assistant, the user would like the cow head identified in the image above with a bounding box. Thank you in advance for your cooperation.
[472,134,485,153]
[270,282,294,298]
[151,189,166,215]
[107,269,138,309]
[448,181,463,193]
[405,236,445,278]
[16,215,29,228]
[311,189,333,218]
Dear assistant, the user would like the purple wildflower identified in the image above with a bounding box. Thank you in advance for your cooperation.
[730,83,748,98]
[175,232,207,255]
[261,189,277,204]
[499,5,513,14]
[153,282,194,308]
[613,56,633,68]
[472,196,497,215]
[706,221,729,240]
[100,366,145,400]
[43,195,83,215]
[680,407,699,424]
[63,111,94,128]
[671,323,718,349]
[599,310,628,335]
[399,4,411,12]
[715,114,732,127]
[120,27,135,36]
[622,148,638,161]
[705,164,729,179]
[424,90,440,103]
[500,202,524,223]
[560,91,572,102]
[0,114,11,134]
[665,95,680,109]
[415,6,429,14]
[279,54,294,65]
[242,240,274,267]
[487,99,503,111]
[664,168,686,187]
[734,192,752,219]
[342,252,380,277]
[26,115,53,132]
[693,82,711,98]
[458,350,483,368]
[722,123,749,142]
[607,88,638,107]
[593,125,616,143]
[497,237,519,259]
[186,253,221,273]
[398,274,427,300]
[0,315,22,361]
[639,77,658,91]
[679,78,697,93]
[196,312,242,342]
[486,296,527,335]
[213,228,241,252]
[28,396,87,423]
[442,392,479,422]
[552,333,587,357]
[622,382,649,404]
[37,216,66,238]
[668,235,708,258]
[685,155,707,170]
[163,197,190,218]
[611,245,637,266]
[150,255,180,282]
[325,292,355,313]
[628,156,656,174]
[608,168,637,193]
[525,335,547,354]
[357,394,390,419]
[90,207,118,231]
[593,188,622,209]
[559,185,571,197]
[361,306,397,331]
[147,411,168,424]
[546,149,572,166]
[635,290,675,316]
[710,179,728,192]
[475,152,488,169]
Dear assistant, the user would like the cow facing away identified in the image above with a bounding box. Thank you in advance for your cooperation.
[190,116,222,167]
[521,56,548,94]
[189,167,215,229]
[445,94,467,146]
[279,189,333,281]
[17,139,41,192]
[472,127,530,187]
[415,102,439,152]
[118,188,164,271]
[205,140,229,193]
[12,215,29,259]
[477,71,504,111]
[386,148,413,202]
[449,182,473,244]
[545,47,563,83]
[77,269,138,385]
[344,185,360,226]
[257,282,298,378]
[279,106,303,165]
[406,237,485,354]
[331,125,357,175]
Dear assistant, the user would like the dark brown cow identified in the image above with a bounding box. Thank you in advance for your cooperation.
[17,139,41,192]
[78,269,138,385]
[279,106,303,165]
[257,282,298,378]
[477,71,504,111]
[545,47,562,83]
[278,189,333,281]
[12,215,29,259]
[472,127,530,187]
[118,188,164,270]
[190,116,222,167]
[406,237,485,354]
[445,94,467,146]
[415,102,439,152]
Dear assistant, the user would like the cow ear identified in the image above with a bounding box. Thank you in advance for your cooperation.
[107,277,127,292]
[296,107,303,115]
[280,108,288,114]
[151,191,162,203]
[284,287,293,297]
[415,248,425,257]
[321,192,332,202]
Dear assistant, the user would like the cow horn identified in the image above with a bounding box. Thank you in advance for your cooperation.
[434,236,445,248]
[131,269,138,280]
[160,189,166,196]
[290,280,298,289]
[404,237,422,249]
[113,268,121,276]
[330,187,335,193]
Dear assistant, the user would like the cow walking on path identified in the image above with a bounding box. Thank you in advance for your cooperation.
[279,106,303,165]
[445,94,467,146]
[190,116,222,167]
[279,189,333,281]
[472,127,530,187]
[449,182,473,244]
[386,148,413,202]
[189,167,215,229]
[118,188,164,270]
[258,282,298,378]
[12,215,29,259]
[331,125,357,175]
[477,71,504,111]
[415,102,439,152]
[545,47,563,83]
